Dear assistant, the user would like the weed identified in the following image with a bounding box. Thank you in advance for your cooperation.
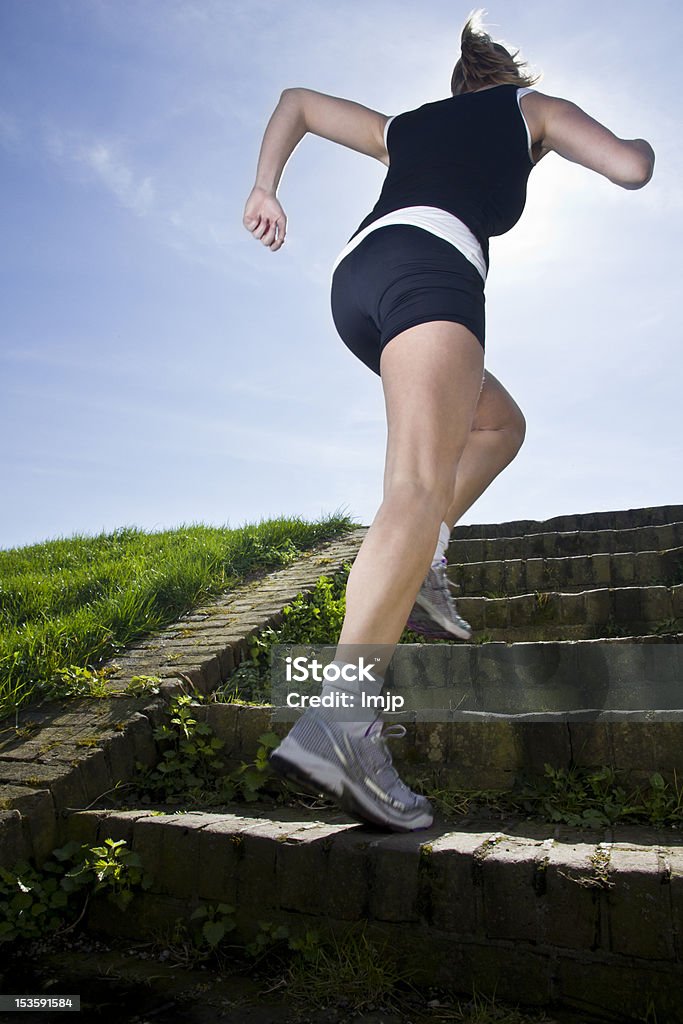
[46,664,115,700]
[190,902,237,953]
[134,694,227,803]
[532,591,555,622]
[409,764,683,831]
[131,695,284,806]
[427,988,557,1022]
[653,617,680,636]
[598,617,633,639]
[506,764,683,830]
[61,838,151,909]
[0,838,151,943]
[246,919,292,960]
[124,675,162,697]
[286,923,405,1013]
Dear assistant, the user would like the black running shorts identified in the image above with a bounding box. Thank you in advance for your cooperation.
[330,224,486,377]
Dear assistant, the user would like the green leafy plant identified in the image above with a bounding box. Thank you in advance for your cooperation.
[132,695,284,806]
[124,674,162,697]
[189,902,236,951]
[136,694,227,802]
[0,838,151,943]
[61,838,151,910]
[46,664,114,700]
[228,731,281,802]
[0,858,72,943]
[408,764,683,831]
[246,919,292,959]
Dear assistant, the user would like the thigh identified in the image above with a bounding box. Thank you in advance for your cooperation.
[380,320,485,497]
[471,369,526,432]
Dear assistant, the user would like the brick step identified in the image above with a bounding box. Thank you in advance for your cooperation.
[202,679,683,791]
[65,807,683,1021]
[449,546,683,598]
[451,584,682,639]
[448,520,683,564]
[451,503,683,540]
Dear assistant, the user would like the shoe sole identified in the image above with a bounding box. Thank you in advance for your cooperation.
[413,596,472,640]
[409,602,473,634]
[269,741,433,833]
[407,616,461,641]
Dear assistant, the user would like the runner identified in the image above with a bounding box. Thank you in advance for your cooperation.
[243,12,654,830]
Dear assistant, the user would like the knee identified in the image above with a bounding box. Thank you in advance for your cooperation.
[508,409,526,456]
[383,474,455,520]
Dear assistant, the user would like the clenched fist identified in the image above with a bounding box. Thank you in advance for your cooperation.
[243,186,287,252]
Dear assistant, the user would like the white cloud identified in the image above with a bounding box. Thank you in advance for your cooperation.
[77,141,156,215]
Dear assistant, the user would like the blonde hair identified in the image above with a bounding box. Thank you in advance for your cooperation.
[450,10,540,96]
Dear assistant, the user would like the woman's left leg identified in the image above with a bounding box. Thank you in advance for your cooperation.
[444,369,527,528]
[405,371,527,640]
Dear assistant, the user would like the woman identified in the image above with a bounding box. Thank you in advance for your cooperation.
[243,13,654,831]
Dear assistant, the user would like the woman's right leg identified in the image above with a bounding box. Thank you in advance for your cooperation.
[270,318,484,831]
[336,318,485,667]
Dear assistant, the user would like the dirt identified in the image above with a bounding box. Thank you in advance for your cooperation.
[0,932,618,1024]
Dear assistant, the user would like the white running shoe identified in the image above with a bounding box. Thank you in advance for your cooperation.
[407,558,472,640]
[269,710,433,832]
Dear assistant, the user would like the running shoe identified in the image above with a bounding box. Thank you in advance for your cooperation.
[407,557,472,640]
[269,710,433,832]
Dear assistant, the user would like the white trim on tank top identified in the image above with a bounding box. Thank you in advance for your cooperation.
[516,87,535,162]
[330,207,487,282]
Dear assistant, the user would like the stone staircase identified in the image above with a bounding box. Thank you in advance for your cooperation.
[447,509,683,642]
[3,506,683,1021]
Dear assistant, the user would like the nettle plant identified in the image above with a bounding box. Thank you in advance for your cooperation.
[133,694,282,805]
[0,838,151,944]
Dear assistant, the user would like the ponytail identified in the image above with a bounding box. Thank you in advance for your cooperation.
[450,10,540,96]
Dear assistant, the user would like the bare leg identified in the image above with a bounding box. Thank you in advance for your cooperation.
[336,320,485,674]
[444,369,526,529]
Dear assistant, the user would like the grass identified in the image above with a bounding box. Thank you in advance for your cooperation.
[0,513,354,722]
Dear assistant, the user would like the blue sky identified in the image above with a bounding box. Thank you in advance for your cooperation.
[1,0,681,551]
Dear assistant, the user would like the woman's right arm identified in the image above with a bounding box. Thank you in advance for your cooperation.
[243,88,389,252]
[529,92,655,189]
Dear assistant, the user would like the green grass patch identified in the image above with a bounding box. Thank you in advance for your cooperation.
[0,514,353,721]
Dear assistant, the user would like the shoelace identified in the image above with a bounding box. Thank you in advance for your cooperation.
[434,559,461,612]
[367,724,410,788]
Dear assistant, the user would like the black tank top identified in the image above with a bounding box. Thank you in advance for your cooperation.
[351,84,534,270]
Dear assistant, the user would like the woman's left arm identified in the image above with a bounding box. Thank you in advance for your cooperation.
[526,91,655,189]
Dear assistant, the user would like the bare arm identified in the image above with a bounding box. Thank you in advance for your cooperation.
[533,92,655,189]
[244,88,389,251]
